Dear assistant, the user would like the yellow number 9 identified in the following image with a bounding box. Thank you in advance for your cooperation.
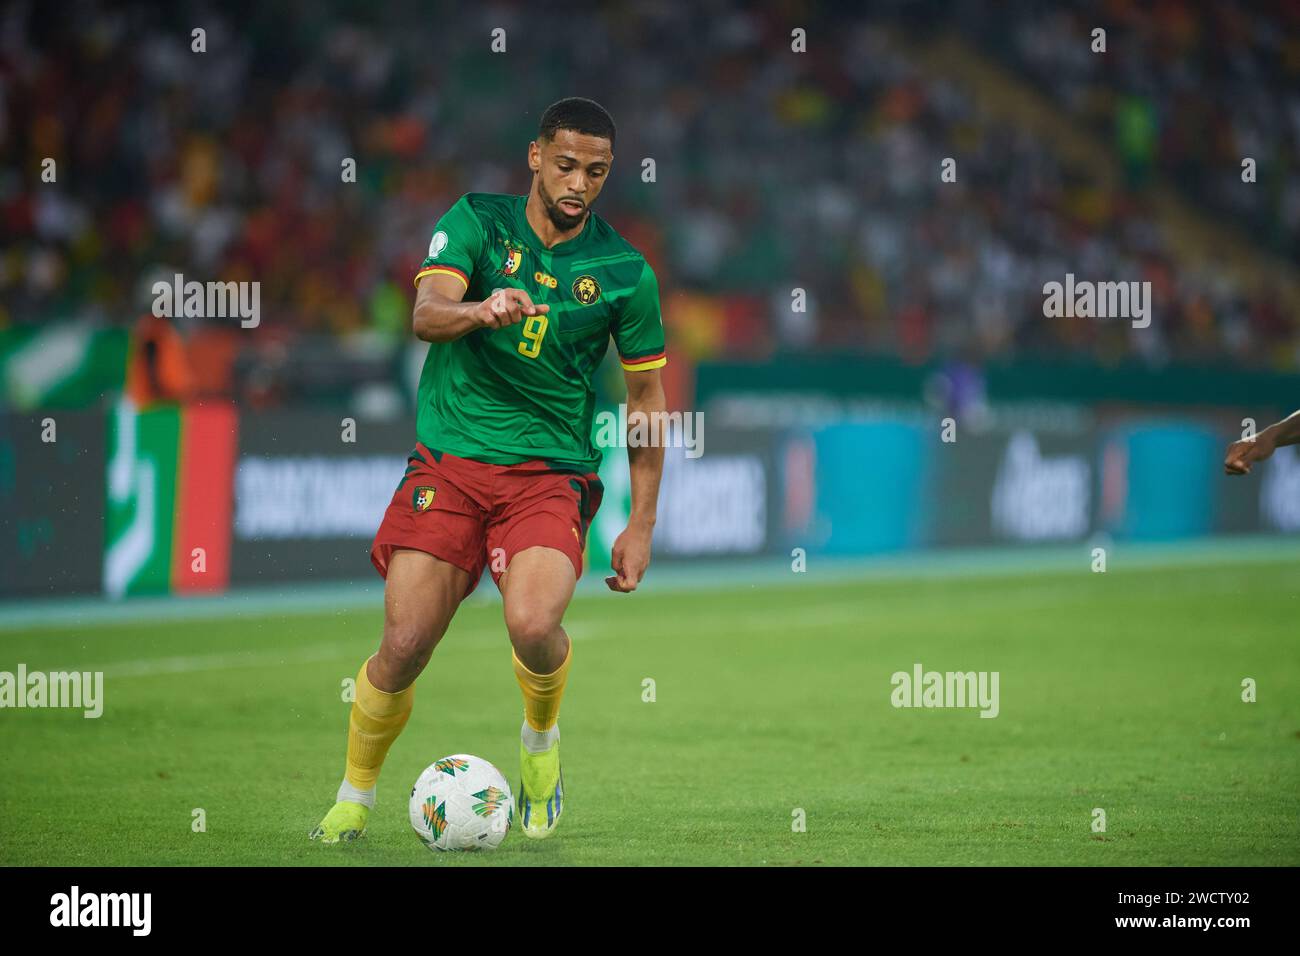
[517,314,549,358]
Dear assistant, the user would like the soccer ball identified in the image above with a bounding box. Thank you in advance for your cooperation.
[409,754,513,852]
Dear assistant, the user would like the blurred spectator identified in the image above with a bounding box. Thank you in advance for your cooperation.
[125,313,194,407]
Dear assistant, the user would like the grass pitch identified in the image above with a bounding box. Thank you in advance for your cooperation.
[1,555,1297,866]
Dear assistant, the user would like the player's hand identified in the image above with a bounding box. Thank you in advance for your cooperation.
[474,288,549,330]
[605,522,653,593]
[1224,432,1276,475]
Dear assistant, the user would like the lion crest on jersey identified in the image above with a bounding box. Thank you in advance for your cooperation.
[572,274,601,305]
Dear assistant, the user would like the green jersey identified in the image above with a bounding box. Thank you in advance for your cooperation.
[412,192,666,472]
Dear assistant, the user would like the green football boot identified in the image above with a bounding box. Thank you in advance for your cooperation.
[518,732,564,840]
[308,800,369,844]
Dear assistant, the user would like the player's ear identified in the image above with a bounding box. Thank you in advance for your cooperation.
[528,140,541,172]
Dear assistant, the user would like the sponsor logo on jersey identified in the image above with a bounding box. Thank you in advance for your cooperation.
[534,270,558,288]
[428,230,448,259]
[413,486,437,512]
[572,274,602,305]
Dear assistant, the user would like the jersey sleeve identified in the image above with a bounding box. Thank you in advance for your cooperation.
[612,260,667,372]
[413,195,486,292]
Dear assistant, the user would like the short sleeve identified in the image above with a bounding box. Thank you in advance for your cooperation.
[413,195,486,291]
[612,260,667,371]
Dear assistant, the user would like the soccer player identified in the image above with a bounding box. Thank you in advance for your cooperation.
[1224,409,1300,475]
[310,97,667,843]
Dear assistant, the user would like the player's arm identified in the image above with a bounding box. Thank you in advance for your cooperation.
[412,274,547,343]
[607,366,666,593]
[606,259,668,593]
[1224,409,1300,475]
[409,194,548,343]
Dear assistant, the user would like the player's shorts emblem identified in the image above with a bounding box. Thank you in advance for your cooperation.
[413,486,437,512]
[572,274,601,305]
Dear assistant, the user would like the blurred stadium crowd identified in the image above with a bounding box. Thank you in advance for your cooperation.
[976,0,1299,261]
[2,0,1297,407]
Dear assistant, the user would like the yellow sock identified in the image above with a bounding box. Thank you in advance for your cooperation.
[513,642,572,732]
[344,657,414,791]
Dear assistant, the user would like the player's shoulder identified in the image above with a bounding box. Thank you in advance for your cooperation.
[450,191,516,222]
[583,211,655,284]
[585,210,644,259]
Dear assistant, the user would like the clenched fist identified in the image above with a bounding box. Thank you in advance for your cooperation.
[1224,432,1276,475]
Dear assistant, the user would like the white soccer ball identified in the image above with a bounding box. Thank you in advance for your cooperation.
[409,754,513,852]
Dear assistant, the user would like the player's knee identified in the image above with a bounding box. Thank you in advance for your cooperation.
[503,603,560,651]
[380,621,435,672]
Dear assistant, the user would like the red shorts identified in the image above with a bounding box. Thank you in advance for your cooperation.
[370,443,604,595]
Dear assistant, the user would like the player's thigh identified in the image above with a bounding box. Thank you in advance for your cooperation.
[499,545,577,644]
[380,547,471,663]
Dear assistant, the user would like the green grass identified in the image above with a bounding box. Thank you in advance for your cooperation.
[1,559,1297,866]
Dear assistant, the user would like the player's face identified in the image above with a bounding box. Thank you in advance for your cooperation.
[530,129,613,231]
